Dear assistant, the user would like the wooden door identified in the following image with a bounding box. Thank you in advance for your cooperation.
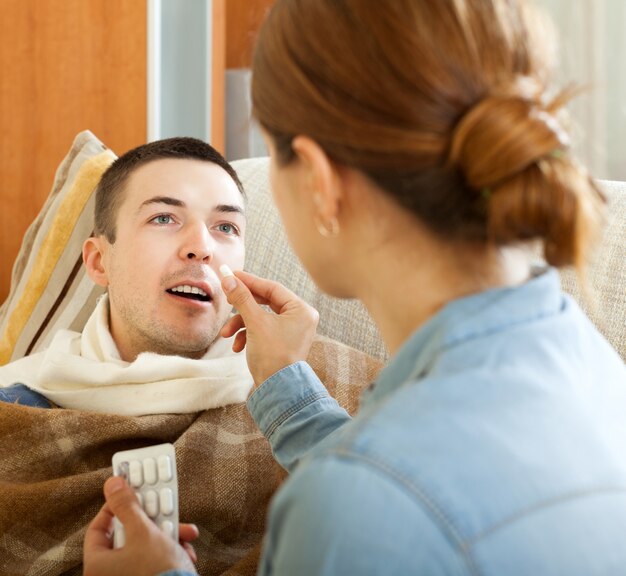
[226,0,275,69]
[0,0,147,303]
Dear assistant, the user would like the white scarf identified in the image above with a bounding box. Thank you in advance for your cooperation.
[0,295,253,416]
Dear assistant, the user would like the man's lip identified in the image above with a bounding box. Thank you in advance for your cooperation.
[165,280,215,299]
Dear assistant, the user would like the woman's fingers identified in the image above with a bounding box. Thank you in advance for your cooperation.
[220,267,264,325]
[221,314,245,339]
[101,477,150,541]
[182,541,198,564]
[84,503,116,553]
[84,477,198,576]
[219,267,319,385]
[179,523,199,543]
[233,270,300,314]
[179,525,199,564]
[233,329,248,353]
[219,313,247,352]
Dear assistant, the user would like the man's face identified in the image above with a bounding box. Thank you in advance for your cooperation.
[90,158,246,361]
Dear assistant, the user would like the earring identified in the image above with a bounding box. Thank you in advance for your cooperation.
[315,215,340,238]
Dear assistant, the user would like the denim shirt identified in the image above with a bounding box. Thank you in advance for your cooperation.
[164,269,626,575]
[0,383,53,408]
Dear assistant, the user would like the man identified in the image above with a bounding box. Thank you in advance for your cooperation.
[0,138,282,576]
[0,137,252,414]
[0,137,372,575]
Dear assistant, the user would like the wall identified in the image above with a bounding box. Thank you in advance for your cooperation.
[226,0,275,69]
[224,0,274,161]
[539,0,626,181]
[0,0,147,304]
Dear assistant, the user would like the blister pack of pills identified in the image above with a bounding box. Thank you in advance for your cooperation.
[111,443,179,548]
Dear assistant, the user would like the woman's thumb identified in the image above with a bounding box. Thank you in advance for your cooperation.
[220,265,258,320]
[219,265,238,293]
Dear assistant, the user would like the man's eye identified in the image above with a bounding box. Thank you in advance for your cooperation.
[151,214,174,225]
[216,223,239,235]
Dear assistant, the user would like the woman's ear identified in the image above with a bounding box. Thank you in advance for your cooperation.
[291,135,342,222]
[83,237,109,287]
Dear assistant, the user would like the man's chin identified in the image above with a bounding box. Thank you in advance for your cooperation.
[159,341,212,359]
[174,347,211,360]
[147,329,221,359]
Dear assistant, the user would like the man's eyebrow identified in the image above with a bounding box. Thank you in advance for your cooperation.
[137,198,245,216]
[214,204,245,216]
[137,196,185,212]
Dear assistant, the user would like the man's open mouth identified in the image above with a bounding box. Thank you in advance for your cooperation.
[166,285,212,302]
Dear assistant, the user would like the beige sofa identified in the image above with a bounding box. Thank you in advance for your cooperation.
[235,157,626,363]
[1,131,624,366]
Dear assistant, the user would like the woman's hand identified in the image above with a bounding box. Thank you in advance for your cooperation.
[83,476,199,576]
[220,268,319,386]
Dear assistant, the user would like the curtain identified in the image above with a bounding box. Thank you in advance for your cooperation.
[539,0,626,181]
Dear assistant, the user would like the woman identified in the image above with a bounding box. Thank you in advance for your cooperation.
[84,0,626,574]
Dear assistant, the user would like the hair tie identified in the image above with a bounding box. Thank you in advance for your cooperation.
[550,149,565,159]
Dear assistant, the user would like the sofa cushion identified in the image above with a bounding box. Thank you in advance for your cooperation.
[558,180,626,360]
[308,334,384,413]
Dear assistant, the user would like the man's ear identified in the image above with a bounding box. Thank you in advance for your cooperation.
[83,236,110,287]
[291,135,342,222]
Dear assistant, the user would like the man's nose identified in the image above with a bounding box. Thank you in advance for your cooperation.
[179,222,214,262]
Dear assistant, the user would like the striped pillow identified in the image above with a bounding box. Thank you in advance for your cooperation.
[0,131,116,364]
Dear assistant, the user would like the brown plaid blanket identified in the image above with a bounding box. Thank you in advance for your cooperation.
[0,337,382,576]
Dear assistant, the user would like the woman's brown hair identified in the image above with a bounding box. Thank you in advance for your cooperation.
[251,0,605,272]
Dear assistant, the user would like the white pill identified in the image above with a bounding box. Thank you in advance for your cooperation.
[161,520,174,538]
[219,264,234,277]
[160,488,174,516]
[128,460,143,488]
[144,490,159,518]
[157,455,173,481]
[143,458,157,485]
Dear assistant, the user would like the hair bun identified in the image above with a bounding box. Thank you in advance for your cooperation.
[448,76,570,192]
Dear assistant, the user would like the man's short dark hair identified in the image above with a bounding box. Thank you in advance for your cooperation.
[94,137,245,243]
